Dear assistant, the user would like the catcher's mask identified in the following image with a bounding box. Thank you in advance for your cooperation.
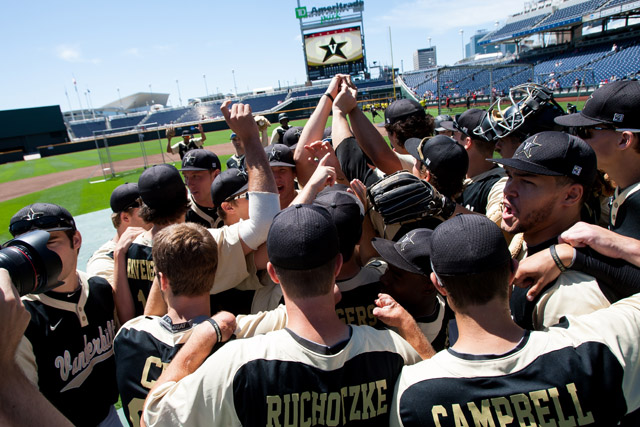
[474,83,565,142]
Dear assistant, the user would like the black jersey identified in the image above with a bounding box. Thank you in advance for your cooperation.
[18,272,118,426]
[457,167,505,215]
[185,195,222,229]
[126,233,154,316]
[335,259,386,329]
[114,315,210,426]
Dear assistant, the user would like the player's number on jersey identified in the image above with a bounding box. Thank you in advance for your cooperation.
[128,398,144,427]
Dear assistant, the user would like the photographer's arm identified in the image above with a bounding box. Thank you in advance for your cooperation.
[197,123,206,144]
[0,269,73,427]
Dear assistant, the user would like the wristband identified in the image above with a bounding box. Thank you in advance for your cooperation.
[549,245,567,272]
[440,196,456,220]
[324,93,334,102]
[206,318,222,343]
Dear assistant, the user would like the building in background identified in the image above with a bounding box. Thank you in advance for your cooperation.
[413,47,437,70]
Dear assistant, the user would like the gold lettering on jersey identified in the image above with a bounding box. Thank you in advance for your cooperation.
[141,356,168,389]
[431,383,594,426]
[54,319,116,387]
[266,380,388,426]
[335,304,378,327]
[127,259,155,282]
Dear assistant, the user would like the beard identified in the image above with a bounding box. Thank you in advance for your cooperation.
[502,198,556,237]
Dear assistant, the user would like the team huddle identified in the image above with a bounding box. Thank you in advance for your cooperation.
[2,74,640,426]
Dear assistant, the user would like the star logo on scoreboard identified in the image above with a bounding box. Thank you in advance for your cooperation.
[320,37,348,63]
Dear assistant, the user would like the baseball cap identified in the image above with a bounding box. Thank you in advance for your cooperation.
[138,164,187,210]
[181,149,221,171]
[182,130,190,136]
[278,112,289,122]
[430,214,510,275]
[491,131,597,187]
[555,80,640,128]
[110,183,140,213]
[282,126,303,148]
[385,99,426,125]
[265,144,295,167]
[10,203,76,238]
[210,168,249,208]
[405,135,469,184]
[453,109,488,140]
[434,114,452,132]
[313,189,364,259]
[372,229,434,276]
[267,204,339,270]
[230,132,237,139]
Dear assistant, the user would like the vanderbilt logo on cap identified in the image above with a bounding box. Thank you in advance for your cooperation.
[183,152,196,166]
[521,135,541,158]
[399,231,416,251]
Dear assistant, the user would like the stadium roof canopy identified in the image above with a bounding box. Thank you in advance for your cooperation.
[101,92,169,111]
[479,0,640,45]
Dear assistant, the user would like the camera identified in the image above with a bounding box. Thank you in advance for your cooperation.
[0,230,63,296]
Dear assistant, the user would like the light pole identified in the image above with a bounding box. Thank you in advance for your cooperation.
[428,37,431,48]
[232,69,238,97]
[203,74,209,98]
[176,80,182,106]
[117,88,123,112]
[459,29,465,60]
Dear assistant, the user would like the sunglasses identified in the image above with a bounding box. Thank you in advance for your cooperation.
[10,215,75,237]
[227,192,249,202]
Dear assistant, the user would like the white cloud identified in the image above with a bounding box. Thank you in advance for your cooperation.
[124,47,140,56]
[377,0,525,34]
[55,44,101,63]
[56,45,82,62]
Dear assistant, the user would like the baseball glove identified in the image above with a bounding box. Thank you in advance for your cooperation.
[254,115,271,132]
[367,171,455,224]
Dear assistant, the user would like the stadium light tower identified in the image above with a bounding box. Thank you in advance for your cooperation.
[203,74,209,98]
[176,80,183,106]
[428,37,431,48]
[459,29,464,60]
[232,70,238,97]
[117,88,123,112]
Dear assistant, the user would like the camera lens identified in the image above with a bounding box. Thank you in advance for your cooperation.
[0,230,62,296]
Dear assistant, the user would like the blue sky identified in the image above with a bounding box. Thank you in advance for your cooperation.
[0,0,524,112]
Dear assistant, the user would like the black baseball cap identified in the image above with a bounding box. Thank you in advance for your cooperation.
[181,149,221,171]
[110,183,140,213]
[282,126,303,148]
[138,164,187,210]
[453,109,489,140]
[405,135,469,184]
[266,144,295,167]
[372,228,434,276]
[267,204,339,270]
[491,131,597,187]
[555,80,640,129]
[10,203,76,237]
[182,130,190,136]
[210,168,249,208]
[431,214,510,275]
[313,189,364,260]
[385,99,426,125]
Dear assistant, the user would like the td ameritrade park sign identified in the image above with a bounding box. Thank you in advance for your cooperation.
[296,1,364,23]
